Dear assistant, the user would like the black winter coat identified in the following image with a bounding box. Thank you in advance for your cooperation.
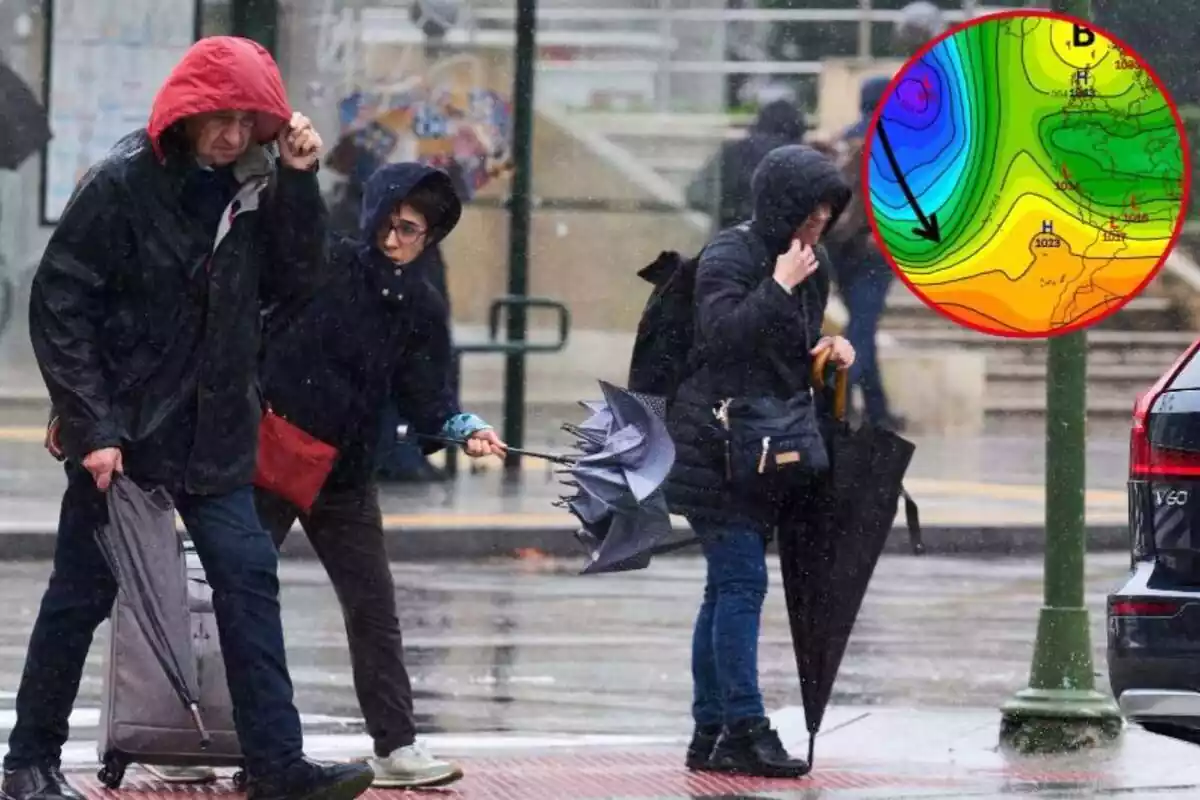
[259,162,465,490]
[665,144,852,534]
[30,38,326,496]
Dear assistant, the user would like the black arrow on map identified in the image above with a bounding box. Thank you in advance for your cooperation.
[875,119,942,243]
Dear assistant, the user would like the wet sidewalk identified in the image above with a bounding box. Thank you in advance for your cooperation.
[0,429,1133,558]
[0,553,1178,798]
[61,708,1200,798]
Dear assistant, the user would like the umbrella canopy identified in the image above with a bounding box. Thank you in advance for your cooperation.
[96,476,209,745]
[778,353,918,767]
[558,381,696,574]
[0,60,51,171]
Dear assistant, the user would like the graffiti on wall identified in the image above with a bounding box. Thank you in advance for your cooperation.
[328,54,513,201]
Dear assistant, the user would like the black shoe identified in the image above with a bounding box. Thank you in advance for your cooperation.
[247,759,374,800]
[2,765,84,800]
[709,717,811,779]
[685,724,721,771]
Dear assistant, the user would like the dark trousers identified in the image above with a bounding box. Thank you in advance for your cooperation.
[254,484,416,757]
[5,465,303,776]
[843,266,894,424]
[688,520,769,728]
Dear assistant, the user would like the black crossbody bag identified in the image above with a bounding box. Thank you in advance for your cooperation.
[713,284,830,488]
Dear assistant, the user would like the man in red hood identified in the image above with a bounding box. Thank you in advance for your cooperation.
[4,37,373,800]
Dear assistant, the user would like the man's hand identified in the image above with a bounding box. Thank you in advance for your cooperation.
[464,429,508,459]
[773,238,820,292]
[83,447,123,492]
[811,335,856,370]
[278,112,322,171]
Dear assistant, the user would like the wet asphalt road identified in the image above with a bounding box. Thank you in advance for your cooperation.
[0,552,1131,737]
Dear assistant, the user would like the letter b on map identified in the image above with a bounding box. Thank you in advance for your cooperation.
[1072,25,1094,47]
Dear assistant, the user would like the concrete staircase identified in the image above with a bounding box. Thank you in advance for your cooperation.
[880,278,1192,433]
[569,111,751,192]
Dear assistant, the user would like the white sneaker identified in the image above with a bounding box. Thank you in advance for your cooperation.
[367,741,464,788]
[140,764,218,784]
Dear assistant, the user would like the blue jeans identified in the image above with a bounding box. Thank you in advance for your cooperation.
[843,266,894,424]
[5,465,303,776]
[690,520,769,728]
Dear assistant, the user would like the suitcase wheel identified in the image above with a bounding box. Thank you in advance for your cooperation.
[232,770,248,791]
[98,755,126,789]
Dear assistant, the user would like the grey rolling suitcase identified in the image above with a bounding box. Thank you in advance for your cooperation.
[97,541,246,789]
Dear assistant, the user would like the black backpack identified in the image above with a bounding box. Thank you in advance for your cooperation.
[627,250,700,405]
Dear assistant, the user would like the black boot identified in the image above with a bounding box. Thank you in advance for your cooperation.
[685,724,721,771]
[2,765,84,800]
[246,758,374,800]
[709,717,811,779]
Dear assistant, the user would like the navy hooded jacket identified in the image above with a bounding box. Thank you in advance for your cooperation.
[259,162,479,490]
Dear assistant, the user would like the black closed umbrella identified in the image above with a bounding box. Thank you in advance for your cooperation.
[0,60,50,170]
[778,351,920,767]
[96,476,209,745]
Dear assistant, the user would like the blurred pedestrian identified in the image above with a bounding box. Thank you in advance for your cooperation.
[686,99,808,232]
[667,145,855,778]
[254,162,505,788]
[12,36,374,800]
[827,76,906,432]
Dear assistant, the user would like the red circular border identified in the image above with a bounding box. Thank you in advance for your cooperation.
[860,8,1194,339]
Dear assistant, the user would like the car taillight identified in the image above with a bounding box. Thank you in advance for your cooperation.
[1130,340,1200,479]
[1110,599,1183,617]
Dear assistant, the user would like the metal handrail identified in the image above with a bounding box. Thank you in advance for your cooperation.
[444,296,571,477]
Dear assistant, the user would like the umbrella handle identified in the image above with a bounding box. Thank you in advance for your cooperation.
[406,432,578,465]
[811,349,848,422]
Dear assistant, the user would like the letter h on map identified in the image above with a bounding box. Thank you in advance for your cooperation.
[1042,220,1054,234]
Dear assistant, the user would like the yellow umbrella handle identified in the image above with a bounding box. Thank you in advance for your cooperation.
[810,347,849,422]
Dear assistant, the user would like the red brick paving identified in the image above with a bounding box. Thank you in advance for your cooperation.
[75,751,968,799]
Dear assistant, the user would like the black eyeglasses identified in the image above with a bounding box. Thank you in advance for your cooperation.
[388,219,427,244]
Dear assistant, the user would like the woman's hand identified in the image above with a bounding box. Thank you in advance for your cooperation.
[464,428,508,458]
[811,335,856,369]
[772,238,819,292]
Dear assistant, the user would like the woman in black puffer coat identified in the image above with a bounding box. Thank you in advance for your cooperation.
[667,145,855,779]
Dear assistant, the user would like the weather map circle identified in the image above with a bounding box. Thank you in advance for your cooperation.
[863,10,1190,338]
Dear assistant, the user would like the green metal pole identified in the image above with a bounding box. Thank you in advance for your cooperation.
[998,0,1122,754]
[230,0,279,54]
[502,0,537,473]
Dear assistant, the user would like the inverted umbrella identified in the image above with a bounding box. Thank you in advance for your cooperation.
[95,476,209,745]
[777,351,919,767]
[400,381,689,573]
[0,60,51,170]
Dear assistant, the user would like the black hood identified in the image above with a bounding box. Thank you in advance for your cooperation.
[751,99,807,142]
[358,162,463,246]
[749,144,852,256]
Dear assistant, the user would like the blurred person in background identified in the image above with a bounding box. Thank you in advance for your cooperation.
[686,97,809,232]
[255,161,505,788]
[826,76,905,432]
[822,2,947,431]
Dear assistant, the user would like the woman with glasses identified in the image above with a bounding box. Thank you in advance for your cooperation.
[251,161,507,789]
